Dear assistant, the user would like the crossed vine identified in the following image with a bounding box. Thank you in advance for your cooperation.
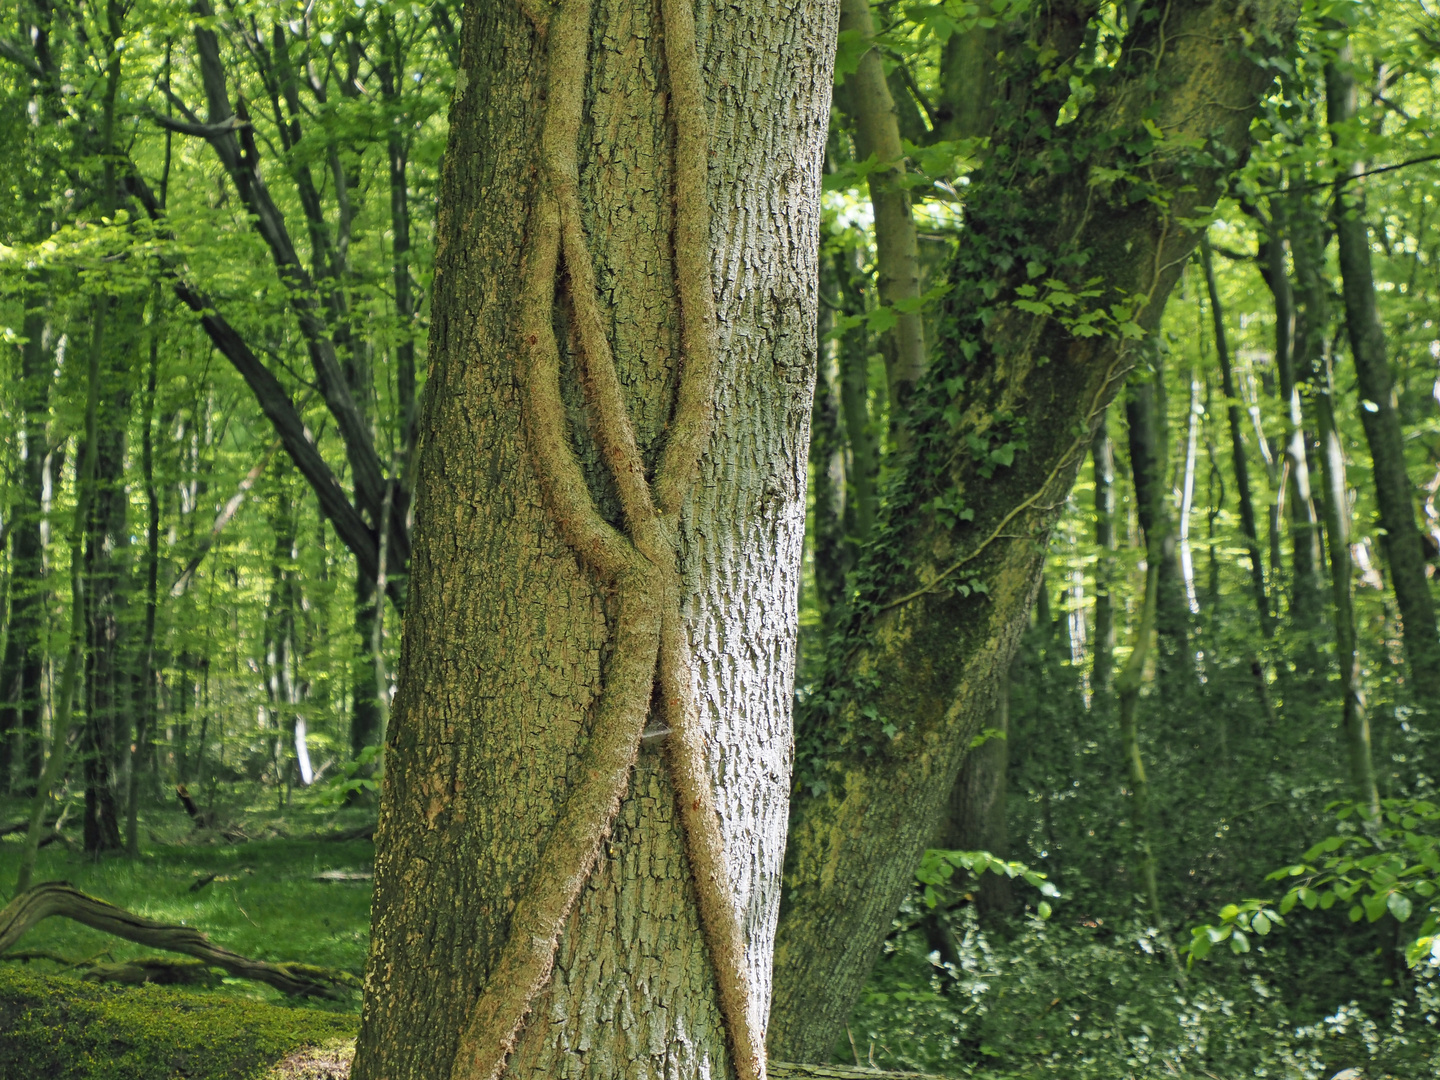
[448,2,763,1079]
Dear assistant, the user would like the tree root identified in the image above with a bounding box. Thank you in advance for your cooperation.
[0,881,359,999]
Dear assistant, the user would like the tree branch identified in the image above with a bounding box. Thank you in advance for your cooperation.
[0,882,358,999]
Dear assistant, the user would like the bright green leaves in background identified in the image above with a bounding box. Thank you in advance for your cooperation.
[1189,800,1440,969]
[915,848,1061,919]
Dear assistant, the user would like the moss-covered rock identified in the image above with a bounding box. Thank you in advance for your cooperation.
[0,967,356,1080]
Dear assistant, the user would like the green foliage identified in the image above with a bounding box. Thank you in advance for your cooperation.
[1190,800,1440,969]
[914,848,1060,916]
[849,912,1440,1078]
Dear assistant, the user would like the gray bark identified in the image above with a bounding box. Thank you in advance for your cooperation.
[353,3,836,1078]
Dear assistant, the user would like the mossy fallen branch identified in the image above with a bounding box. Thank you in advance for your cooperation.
[0,882,358,999]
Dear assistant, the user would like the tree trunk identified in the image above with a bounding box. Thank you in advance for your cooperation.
[1116,563,1162,929]
[1290,188,1379,814]
[81,339,134,856]
[1125,376,1193,692]
[127,289,163,855]
[1314,355,1379,815]
[353,3,835,1079]
[1091,421,1118,705]
[938,663,1012,925]
[811,293,850,623]
[1201,236,1271,636]
[835,0,926,441]
[836,249,879,546]
[0,307,52,796]
[1260,214,1325,640]
[1325,48,1440,704]
[770,0,1294,1061]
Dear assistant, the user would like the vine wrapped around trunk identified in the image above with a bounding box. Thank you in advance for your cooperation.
[354,2,835,1079]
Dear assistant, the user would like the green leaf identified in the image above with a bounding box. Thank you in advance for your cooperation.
[1389,892,1414,922]
[1230,931,1249,954]
[1037,900,1052,920]
[1363,893,1389,922]
[1251,912,1271,935]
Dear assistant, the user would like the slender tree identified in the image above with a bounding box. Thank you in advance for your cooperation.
[1201,236,1272,636]
[1325,40,1440,703]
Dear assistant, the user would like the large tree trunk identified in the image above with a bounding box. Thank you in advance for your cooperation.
[769,0,1295,1062]
[353,3,835,1079]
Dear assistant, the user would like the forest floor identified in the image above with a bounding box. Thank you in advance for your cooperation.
[0,795,374,1013]
[1,793,1438,1078]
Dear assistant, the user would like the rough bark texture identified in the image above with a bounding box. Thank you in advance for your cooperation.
[770,0,1294,1061]
[353,3,835,1079]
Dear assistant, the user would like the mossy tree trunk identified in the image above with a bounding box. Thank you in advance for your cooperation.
[353,3,836,1079]
[769,0,1295,1061]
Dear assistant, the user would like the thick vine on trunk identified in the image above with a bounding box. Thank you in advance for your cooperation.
[770,0,1295,1061]
[353,3,836,1079]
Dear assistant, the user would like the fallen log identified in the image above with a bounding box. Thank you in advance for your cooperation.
[0,881,358,999]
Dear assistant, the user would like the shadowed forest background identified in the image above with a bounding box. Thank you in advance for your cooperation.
[2,0,1440,1076]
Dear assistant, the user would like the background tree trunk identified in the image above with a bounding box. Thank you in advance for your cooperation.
[0,306,53,796]
[353,3,836,1078]
[1325,46,1440,704]
[770,0,1295,1061]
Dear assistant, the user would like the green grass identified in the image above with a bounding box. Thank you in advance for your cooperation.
[0,797,375,1012]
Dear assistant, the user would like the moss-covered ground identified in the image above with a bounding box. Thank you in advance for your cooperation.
[0,966,357,1080]
[0,797,376,1078]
